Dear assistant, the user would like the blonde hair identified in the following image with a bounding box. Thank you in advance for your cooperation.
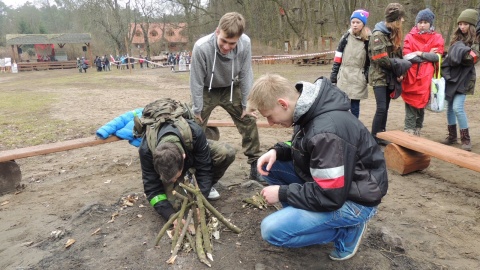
[353,26,371,41]
[385,20,404,52]
[218,12,245,38]
[247,74,297,112]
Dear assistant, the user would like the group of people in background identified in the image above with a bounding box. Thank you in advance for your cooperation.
[331,3,478,151]
[81,54,152,71]
[114,55,135,70]
[93,55,111,72]
[82,53,193,71]
[76,57,88,73]
[167,51,191,66]
[138,55,150,68]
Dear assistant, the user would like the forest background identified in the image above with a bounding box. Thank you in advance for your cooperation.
[1,0,480,60]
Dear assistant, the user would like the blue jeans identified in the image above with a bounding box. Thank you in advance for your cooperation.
[261,161,377,249]
[350,99,360,118]
[446,94,468,129]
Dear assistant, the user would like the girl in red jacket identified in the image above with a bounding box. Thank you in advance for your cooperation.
[402,8,444,136]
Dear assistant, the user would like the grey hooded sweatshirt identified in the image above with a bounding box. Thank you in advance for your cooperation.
[189,32,254,115]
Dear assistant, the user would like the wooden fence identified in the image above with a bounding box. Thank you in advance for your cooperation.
[17,61,77,72]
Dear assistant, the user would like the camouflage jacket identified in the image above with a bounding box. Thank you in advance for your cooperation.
[368,22,403,87]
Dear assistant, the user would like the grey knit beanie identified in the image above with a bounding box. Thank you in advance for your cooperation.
[415,8,435,26]
[457,9,478,26]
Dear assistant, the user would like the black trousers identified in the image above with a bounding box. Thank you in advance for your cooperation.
[371,86,392,137]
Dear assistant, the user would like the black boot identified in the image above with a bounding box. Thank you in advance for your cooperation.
[442,125,457,145]
[250,160,267,185]
[460,128,472,151]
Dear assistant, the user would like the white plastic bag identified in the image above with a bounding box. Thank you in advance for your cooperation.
[430,54,445,112]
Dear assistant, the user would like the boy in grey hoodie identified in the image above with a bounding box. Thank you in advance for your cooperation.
[189,12,263,182]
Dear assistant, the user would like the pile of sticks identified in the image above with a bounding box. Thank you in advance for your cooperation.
[154,175,241,267]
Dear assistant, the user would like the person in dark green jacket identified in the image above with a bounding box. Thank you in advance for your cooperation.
[368,3,405,145]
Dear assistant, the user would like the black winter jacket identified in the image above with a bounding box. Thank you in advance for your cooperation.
[273,78,388,212]
[387,58,412,99]
[441,41,479,101]
[139,119,213,220]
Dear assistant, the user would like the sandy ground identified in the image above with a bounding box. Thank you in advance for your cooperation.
[0,64,479,270]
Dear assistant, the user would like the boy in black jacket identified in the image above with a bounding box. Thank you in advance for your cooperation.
[247,74,388,261]
[139,118,236,221]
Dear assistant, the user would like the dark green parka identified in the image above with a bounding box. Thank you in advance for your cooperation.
[368,21,403,87]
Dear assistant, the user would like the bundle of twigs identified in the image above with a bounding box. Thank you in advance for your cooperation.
[242,192,268,209]
[154,174,241,267]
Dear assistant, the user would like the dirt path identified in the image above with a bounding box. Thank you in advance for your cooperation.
[0,66,479,270]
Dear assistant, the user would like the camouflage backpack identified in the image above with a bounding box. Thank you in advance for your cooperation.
[133,98,194,153]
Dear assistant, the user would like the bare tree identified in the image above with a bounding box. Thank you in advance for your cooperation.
[133,0,167,58]
[3,0,480,56]
[82,0,137,55]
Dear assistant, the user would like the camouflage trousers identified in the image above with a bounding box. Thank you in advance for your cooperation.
[198,86,262,164]
[208,139,236,184]
[167,139,236,210]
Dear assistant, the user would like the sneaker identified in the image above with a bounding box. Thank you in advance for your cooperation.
[207,187,220,200]
[329,223,367,261]
[249,160,267,185]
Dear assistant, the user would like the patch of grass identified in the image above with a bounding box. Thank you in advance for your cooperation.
[252,63,332,82]
[0,91,55,112]
[0,91,71,149]
[172,71,190,83]
[0,68,169,151]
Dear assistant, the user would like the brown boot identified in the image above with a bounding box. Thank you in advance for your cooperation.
[460,128,472,151]
[442,125,457,145]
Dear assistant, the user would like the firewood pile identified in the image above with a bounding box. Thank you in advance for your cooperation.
[154,173,241,267]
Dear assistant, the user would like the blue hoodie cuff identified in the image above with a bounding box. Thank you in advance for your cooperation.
[96,129,109,139]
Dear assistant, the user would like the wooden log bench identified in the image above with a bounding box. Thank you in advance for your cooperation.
[0,121,277,194]
[376,130,480,175]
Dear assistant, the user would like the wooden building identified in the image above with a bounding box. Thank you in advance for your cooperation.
[131,23,188,53]
[6,33,93,71]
